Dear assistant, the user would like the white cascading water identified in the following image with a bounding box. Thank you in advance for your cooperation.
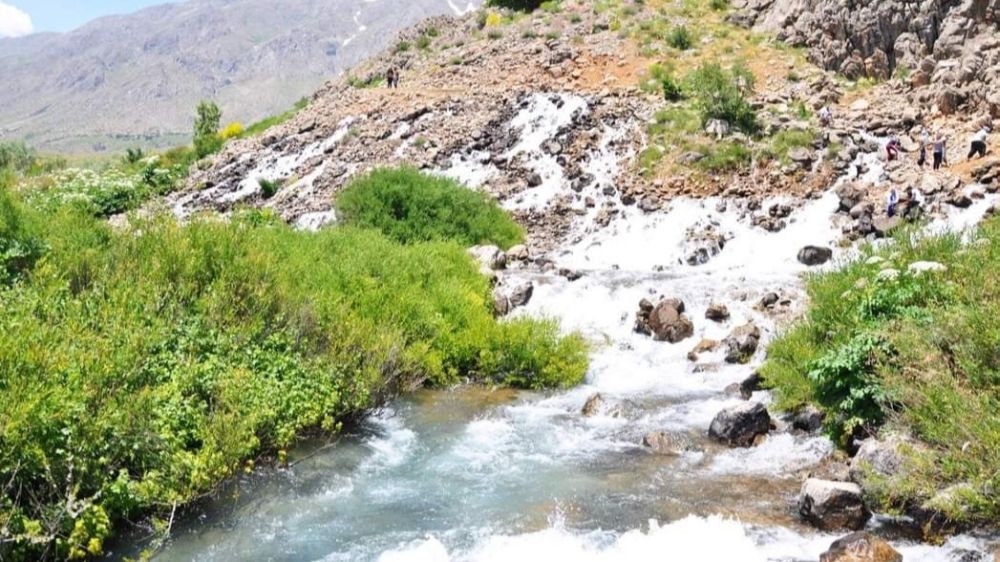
[148,94,997,562]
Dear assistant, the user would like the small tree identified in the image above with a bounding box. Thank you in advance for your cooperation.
[194,100,223,158]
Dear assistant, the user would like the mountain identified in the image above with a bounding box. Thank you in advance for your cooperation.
[0,0,480,154]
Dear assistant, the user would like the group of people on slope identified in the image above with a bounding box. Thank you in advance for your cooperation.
[883,125,992,216]
[889,126,992,170]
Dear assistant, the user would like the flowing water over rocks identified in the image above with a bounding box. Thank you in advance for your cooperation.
[144,138,1000,561]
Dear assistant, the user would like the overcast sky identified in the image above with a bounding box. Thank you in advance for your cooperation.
[0,0,182,37]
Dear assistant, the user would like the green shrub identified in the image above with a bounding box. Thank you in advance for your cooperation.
[686,62,759,134]
[416,35,432,50]
[395,41,411,53]
[0,187,45,285]
[258,178,282,199]
[335,167,524,248]
[709,0,729,9]
[694,141,752,172]
[0,141,36,173]
[667,25,694,50]
[662,74,684,101]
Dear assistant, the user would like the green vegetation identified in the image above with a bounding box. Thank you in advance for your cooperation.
[335,167,524,249]
[242,98,310,138]
[686,61,759,134]
[193,100,223,159]
[0,160,584,558]
[761,128,817,165]
[763,222,1000,525]
[258,178,282,199]
[0,142,36,173]
[667,25,694,51]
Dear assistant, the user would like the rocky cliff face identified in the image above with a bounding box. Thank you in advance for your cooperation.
[732,0,1000,115]
[0,0,481,154]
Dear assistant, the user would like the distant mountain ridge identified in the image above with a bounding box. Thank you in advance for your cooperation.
[0,0,480,154]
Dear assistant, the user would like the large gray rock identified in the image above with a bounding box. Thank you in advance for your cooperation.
[723,323,761,364]
[819,532,902,562]
[799,478,871,531]
[709,402,771,447]
[850,435,910,484]
[798,246,833,266]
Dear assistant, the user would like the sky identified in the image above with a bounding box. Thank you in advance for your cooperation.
[0,0,181,37]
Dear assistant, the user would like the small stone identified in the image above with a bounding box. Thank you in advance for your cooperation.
[723,323,761,364]
[798,245,833,266]
[509,282,534,307]
[642,431,691,456]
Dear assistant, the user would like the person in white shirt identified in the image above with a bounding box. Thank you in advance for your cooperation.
[968,127,990,159]
[819,106,833,127]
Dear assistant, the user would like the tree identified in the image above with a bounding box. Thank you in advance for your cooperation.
[193,100,223,158]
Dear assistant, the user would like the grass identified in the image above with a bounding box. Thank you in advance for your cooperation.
[0,165,584,558]
[760,128,817,165]
[335,167,524,249]
[762,221,1000,528]
[241,98,310,138]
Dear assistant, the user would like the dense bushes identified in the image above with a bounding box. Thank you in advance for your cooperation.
[0,168,585,558]
[335,167,524,248]
[687,62,759,134]
[762,222,1000,525]
[485,0,544,11]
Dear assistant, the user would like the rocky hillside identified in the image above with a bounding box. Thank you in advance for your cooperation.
[733,0,1000,115]
[0,0,481,154]
[175,0,997,256]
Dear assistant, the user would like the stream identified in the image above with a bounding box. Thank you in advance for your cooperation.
[144,95,998,561]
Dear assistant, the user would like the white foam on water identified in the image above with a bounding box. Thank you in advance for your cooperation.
[503,93,588,211]
[709,433,835,475]
[360,412,418,474]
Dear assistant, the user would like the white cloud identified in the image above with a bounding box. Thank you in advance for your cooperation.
[0,1,33,38]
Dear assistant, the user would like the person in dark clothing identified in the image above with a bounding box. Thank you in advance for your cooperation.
[933,135,947,170]
[885,137,901,161]
[968,127,990,159]
[386,67,398,88]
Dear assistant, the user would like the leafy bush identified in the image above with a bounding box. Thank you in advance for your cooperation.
[0,187,45,285]
[0,196,586,558]
[694,141,752,172]
[0,141,36,173]
[667,25,694,50]
[123,147,145,165]
[335,167,524,249]
[193,100,223,158]
[686,62,759,134]
[662,75,684,101]
[258,177,281,199]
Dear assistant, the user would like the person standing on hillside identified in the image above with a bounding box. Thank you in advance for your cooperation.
[887,187,899,217]
[933,134,947,170]
[917,127,929,167]
[968,126,990,159]
[386,67,398,89]
[819,106,833,127]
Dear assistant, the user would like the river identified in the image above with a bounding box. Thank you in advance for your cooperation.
[143,95,997,562]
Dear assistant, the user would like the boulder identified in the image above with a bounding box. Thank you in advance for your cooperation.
[468,245,507,271]
[758,292,780,309]
[872,216,901,237]
[723,323,761,364]
[739,372,764,399]
[792,405,825,432]
[799,478,871,531]
[508,282,534,307]
[581,393,604,417]
[709,402,771,447]
[637,298,694,343]
[642,431,692,456]
[705,303,730,322]
[507,244,530,262]
[798,245,833,266]
[493,293,511,317]
[850,436,908,484]
[819,532,902,562]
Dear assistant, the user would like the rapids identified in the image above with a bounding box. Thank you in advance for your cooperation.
[142,95,998,562]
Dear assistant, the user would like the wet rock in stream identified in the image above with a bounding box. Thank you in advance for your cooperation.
[799,478,871,531]
[634,298,694,343]
[819,531,902,562]
[709,402,771,447]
